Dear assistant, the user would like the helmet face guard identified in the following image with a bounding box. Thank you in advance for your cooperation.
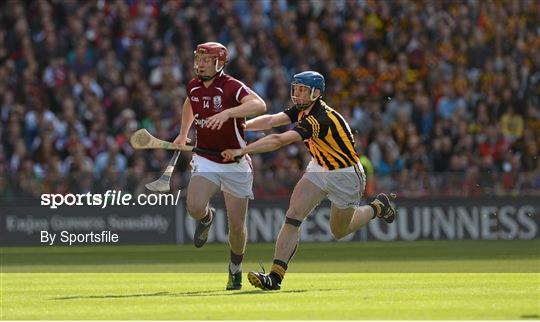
[291,83,320,110]
[193,52,224,81]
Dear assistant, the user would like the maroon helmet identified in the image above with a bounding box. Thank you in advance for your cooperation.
[194,42,228,81]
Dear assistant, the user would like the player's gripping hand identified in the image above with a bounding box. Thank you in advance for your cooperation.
[207,110,231,130]
[221,148,243,162]
[173,134,191,146]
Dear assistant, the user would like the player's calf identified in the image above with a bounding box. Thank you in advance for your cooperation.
[186,200,208,219]
[331,229,349,240]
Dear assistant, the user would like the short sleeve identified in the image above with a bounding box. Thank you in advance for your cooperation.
[293,115,326,140]
[283,106,300,122]
[293,118,315,140]
[227,79,250,103]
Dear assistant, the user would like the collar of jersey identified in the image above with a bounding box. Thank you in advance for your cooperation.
[200,70,225,86]
[299,98,323,119]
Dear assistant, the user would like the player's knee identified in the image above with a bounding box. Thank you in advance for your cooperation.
[285,207,305,221]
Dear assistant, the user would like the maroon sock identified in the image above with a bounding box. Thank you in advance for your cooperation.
[230,250,244,265]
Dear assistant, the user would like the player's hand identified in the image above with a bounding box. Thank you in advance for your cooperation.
[221,149,243,162]
[173,134,191,146]
[206,110,231,130]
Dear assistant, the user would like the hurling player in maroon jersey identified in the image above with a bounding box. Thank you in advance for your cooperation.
[173,42,266,290]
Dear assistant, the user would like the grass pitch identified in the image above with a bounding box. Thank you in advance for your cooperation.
[1,240,539,320]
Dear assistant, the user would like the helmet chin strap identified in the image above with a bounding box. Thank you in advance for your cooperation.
[295,100,316,110]
[293,87,320,110]
[195,58,224,81]
[197,72,218,82]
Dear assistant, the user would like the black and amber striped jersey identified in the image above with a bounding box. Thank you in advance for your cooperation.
[284,99,360,170]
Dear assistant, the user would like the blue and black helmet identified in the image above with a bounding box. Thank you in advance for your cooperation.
[291,71,325,108]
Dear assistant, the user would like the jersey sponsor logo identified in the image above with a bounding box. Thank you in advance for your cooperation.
[193,114,209,128]
[213,95,222,110]
[190,96,199,102]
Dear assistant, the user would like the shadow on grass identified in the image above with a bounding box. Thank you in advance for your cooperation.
[51,288,337,300]
[520,314,540,319]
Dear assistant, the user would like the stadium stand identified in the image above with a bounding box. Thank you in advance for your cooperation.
[0,0,538,199]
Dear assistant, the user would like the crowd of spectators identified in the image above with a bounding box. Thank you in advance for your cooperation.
[0,0,539,201]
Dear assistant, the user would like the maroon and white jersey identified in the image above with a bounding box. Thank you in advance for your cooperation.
[187,71,250,163]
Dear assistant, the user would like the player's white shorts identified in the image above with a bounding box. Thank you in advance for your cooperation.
[190,154,254,199]
[303,159,366,209]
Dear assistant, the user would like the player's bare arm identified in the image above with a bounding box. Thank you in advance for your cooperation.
[245,112,292,131]
[221,130,301,161]
[173,97,195,145]
[206,93,266,130]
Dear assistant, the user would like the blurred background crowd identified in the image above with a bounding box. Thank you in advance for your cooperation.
[0,0,539,201]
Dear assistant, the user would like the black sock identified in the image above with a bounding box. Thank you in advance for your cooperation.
[230,250,244,265]
[269,271,281,283]
[270,259,288,283]
[369,203,379,219]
